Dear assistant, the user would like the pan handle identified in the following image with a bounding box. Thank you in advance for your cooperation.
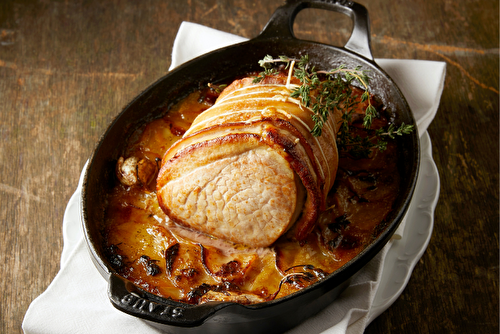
[107,273,233,327]
[257,0,373,60]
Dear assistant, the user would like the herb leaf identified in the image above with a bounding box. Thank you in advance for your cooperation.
[254,55,414,157]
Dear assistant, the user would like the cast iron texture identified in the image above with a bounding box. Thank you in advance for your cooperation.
[81,0,419,332]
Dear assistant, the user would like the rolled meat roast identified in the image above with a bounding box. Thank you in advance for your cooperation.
[157,74,342,248]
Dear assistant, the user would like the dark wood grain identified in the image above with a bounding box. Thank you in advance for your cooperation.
[1,0,498,333]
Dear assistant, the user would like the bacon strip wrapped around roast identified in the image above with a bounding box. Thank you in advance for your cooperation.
[156,74,342,248]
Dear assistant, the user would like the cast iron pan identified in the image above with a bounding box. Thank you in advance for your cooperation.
[81,0,420,332]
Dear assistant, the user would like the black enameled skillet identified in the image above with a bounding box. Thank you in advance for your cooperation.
[81,0,419,332]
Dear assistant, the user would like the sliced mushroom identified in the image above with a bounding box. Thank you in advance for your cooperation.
[116,156,157,187]
[116,156,138,186]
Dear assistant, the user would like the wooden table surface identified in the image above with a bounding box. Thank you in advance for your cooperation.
[1,0,498,333]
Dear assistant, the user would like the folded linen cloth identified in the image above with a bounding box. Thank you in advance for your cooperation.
[22,21,445,334]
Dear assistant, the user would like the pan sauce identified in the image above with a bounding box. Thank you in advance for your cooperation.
[102,85,400,305]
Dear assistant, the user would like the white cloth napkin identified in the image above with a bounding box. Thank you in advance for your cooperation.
[22,21,445,334]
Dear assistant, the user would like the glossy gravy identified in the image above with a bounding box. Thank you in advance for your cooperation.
[102,87,400,305]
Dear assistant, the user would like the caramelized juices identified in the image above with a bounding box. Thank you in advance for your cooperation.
[103,87,400,305]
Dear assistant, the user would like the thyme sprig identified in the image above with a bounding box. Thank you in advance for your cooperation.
[207,83,227,94]
[253,55,414,156]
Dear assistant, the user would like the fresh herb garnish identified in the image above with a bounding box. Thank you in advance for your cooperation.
[254,55,414,157]
[207,83,228,94]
